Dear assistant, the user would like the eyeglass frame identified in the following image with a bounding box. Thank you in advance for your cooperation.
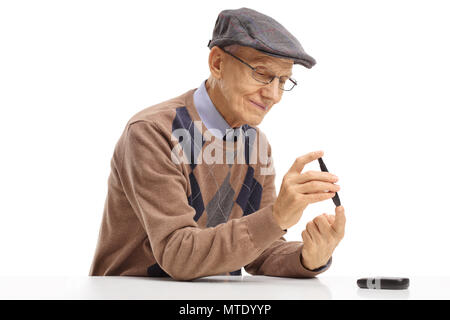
[221,47,298,91]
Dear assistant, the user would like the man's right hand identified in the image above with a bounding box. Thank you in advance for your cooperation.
[272,150,340,230]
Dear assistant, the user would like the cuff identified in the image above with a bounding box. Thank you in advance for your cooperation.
[294,243,332,277]
[300,254,332,273]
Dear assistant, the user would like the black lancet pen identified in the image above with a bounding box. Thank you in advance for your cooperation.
[318,157,341,207]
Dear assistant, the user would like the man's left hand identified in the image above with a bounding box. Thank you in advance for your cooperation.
[300,205,346,270]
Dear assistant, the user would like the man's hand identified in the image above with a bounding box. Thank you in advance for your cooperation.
[272,150,340,230]
[300,205,346,270]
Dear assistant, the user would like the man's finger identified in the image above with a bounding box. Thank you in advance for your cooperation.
[296,181,340,194]
[331,205,346,237]
[314,215,332,236]
[301,230,312,243]
[288,150,324,175]
[306,221,320,242]
[292,170,339,185]
[325,214,335,225]
[303,192,336,204]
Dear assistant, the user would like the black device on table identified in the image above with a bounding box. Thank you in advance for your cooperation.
[357,277,410,290]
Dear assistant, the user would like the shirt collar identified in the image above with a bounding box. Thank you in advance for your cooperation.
[193,79,242,140]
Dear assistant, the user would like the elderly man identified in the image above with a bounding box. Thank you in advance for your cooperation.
[90,7,345,280]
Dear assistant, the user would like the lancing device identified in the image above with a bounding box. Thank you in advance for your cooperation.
[317,157,341,206]
[357,277,410,290]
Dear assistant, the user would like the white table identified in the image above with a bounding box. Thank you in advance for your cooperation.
[0,276,448,300]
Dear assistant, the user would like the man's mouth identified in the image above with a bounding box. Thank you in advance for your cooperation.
[249,100,267,111]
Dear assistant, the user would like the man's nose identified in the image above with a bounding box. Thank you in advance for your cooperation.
[262,78,281,101]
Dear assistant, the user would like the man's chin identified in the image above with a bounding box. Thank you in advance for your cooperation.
[245,115,264,127]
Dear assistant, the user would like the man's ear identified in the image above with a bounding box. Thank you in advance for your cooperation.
[208,46,225,80]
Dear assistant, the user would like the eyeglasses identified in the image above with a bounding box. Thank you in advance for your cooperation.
[221,47,298,91]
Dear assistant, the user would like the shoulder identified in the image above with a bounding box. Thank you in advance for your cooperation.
[125,89,196,136]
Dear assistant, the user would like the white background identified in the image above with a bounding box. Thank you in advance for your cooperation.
[1,0,449,278]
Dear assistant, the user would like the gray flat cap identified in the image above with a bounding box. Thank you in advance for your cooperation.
[207,7,316,68]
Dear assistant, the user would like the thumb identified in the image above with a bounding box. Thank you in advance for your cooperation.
[332,205,346,236]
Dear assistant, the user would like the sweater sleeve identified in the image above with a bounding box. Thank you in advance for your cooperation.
[244,142,332,277]
[118,120,287,281]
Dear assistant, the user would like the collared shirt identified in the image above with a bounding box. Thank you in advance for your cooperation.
[193,79,243,141]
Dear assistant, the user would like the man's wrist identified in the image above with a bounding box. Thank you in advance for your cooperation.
[272,206,287,231]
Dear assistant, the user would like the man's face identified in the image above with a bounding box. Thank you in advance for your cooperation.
[214,46,294,127]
